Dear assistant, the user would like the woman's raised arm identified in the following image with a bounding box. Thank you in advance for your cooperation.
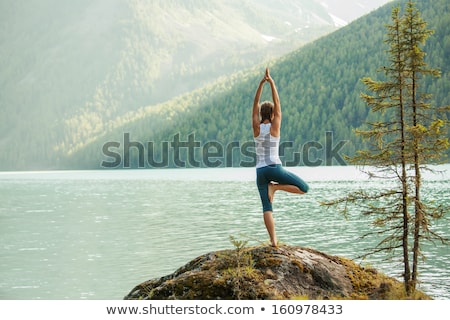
[252,77,266,137]
[266,69,281,137]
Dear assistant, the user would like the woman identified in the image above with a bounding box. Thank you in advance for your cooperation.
[252,68,309,247]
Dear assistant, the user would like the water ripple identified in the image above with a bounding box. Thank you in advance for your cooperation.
[0,167,448,299]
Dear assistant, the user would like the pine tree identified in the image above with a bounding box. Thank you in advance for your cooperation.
[323,1,449,296]
[401,0,449,292]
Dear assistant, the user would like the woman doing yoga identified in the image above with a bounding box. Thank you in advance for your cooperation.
[252,68,309,247]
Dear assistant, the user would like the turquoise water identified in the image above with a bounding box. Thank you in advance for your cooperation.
[0,166,448,299]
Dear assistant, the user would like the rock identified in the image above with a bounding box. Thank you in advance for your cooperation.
[124,245,428,300]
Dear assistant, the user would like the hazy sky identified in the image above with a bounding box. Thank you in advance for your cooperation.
[319,0,394,22]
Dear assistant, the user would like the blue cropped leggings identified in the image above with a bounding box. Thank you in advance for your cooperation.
[256,164,309,212]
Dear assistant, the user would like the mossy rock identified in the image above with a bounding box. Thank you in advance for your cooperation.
[124,245,430,300]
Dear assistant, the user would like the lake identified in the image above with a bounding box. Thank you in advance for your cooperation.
[0,166,448,299]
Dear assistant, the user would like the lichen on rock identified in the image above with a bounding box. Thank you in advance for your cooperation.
[124,245,429,300]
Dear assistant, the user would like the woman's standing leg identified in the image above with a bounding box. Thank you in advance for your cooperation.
[263,210,277,247]
[257,168,278,247]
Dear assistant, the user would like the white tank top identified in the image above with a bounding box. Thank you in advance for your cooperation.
[254,123,282,168]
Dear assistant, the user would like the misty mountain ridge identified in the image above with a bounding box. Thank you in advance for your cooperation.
[1,0,429,170]
[63,0,449,169]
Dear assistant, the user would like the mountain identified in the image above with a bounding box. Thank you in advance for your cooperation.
[0,0,394,170]
[60,0,449,169]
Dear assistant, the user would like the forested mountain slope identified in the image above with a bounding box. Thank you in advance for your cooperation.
[65,0,450,169]
[1,0,391,170]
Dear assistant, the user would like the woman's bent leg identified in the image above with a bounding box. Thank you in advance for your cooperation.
[279,167,309,193]
[268,166,309,202]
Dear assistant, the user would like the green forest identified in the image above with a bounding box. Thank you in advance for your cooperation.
[1,0,449,170]
[65,0,450,169]
[0,0,342,170]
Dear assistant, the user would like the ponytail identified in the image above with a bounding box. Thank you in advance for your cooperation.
[260,101,274,123]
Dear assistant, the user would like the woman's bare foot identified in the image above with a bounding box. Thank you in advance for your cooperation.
[268,182,276,203]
